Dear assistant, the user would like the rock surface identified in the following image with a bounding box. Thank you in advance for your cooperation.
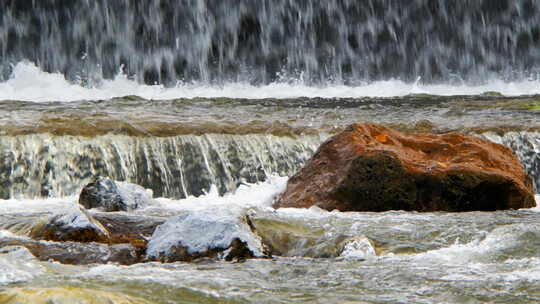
[0,287,153,304]
[146,209,268,262]
[79,177,153,212]
[30,207,110,243]
[274,123,536,212]
[0,233,140,265]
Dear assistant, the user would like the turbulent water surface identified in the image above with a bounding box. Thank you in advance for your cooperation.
[0,93,538,303]
[1,1,540,303]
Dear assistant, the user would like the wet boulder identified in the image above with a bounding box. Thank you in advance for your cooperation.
[146,209,268,262]
[30,206,110,243]
[0,232,140,265]
[274,123,536,212]
[79,177,153,212]
[90,212,165,242]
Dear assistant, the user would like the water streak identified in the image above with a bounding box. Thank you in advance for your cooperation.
[1,1,539,85]
[0,134,321,199]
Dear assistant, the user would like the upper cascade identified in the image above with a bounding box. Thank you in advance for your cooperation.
[1,0,539,86]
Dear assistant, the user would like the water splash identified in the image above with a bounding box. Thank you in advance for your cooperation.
[2,62,540,102]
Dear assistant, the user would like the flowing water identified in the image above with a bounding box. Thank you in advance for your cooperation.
[1,1,540,303]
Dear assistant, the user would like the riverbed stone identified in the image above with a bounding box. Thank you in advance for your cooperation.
[30,207,110,243]
[146,209,268,262]
[79,177,153,212]
[274,123,536,212]
[0,235,140,265]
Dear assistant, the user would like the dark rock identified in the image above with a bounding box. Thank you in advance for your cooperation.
[274,123,536,212]
[90,212,166,256]
[79,177,153,212]
[90,212,165,238]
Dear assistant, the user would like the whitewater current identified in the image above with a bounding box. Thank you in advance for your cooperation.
[2,62,540,102]
[1,1,540,302]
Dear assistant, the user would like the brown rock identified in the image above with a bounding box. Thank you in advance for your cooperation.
[0,237,140,265]
[274,123,536,212]
[29,207,110,243]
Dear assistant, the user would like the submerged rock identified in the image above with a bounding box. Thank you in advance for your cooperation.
[275,123,535,212]
[90,212,165,242]
[0,234,140,265]
[0,287,152,304]
[30,207,110,243]
[79,177,153,212]
[0,245,35,259]
[146,209,268,262]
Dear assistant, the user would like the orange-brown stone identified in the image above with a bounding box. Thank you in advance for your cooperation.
[274,123,536,212]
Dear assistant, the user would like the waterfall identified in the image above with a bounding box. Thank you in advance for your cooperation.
[1,0,539,85]
[0,134,321,199]
[482,131,540,192]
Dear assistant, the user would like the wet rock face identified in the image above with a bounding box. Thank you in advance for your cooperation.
[146,210,268,262]
[2,212,167,265]
[30,207,110,243]
[0,236,140,265]
[274,123,536,212]
[79,177,153,212]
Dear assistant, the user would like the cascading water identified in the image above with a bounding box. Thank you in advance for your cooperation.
[1,0,539,86]
[0,133,321,199]
[482,132,540,192]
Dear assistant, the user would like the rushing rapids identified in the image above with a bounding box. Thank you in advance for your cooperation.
[1,1,540,85]
[1,2,540,303]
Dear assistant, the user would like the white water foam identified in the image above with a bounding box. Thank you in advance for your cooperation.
[152,175,288,213]
[0,196,76,215]
[2,62,540,102]
[0,176,286,216]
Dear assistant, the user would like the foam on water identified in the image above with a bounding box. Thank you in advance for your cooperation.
[0,179,537,217]
[0,245,44,286]
[0,176,286,217]
[152,175,288,213]
[0,196,76,215]
[2,62,540,102]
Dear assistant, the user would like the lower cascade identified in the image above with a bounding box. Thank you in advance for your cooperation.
[0,133,321,199]
[0,131,538,200]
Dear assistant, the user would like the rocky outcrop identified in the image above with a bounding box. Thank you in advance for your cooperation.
[79,177,153,212]
[146,209,268,262]
[30,207,110,243]
[274,123,536,212]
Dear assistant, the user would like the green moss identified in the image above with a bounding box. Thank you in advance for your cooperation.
[528,100,540,111]
[480,91,504,97]
[108,95,147,102]
[405,93,439,99]
[449,95,540,111]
